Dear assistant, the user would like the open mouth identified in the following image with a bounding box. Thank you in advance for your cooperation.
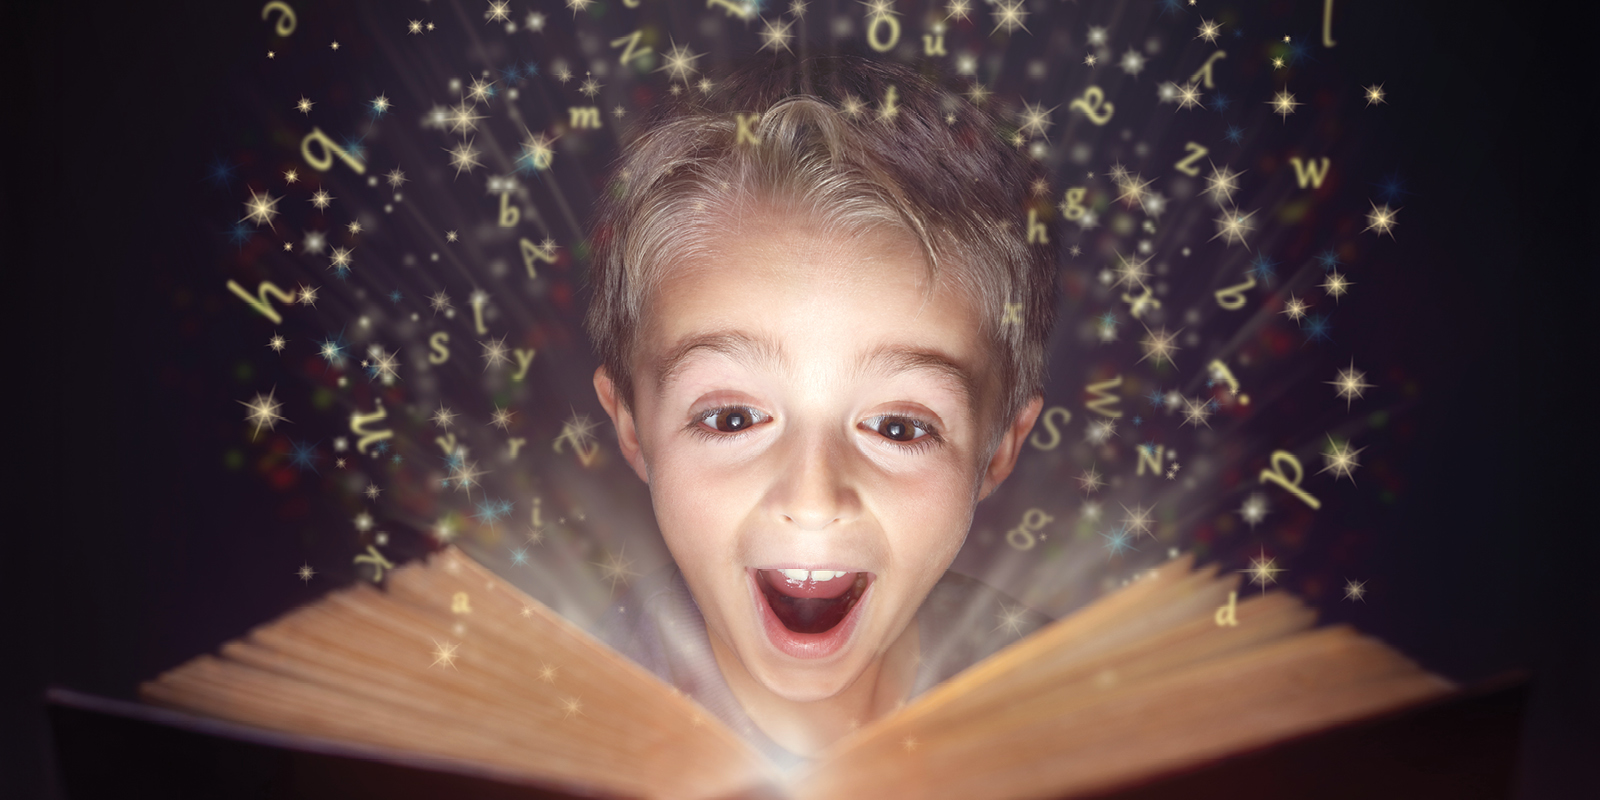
[749,568,874,660]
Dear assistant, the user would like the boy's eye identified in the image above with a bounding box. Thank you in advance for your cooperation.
[697,406,769,433]
[864,415,931,443]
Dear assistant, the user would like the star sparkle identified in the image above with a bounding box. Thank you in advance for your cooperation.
[1211,207,1256,246]
[659,41,702,83]
[1238,493,1268,527]
[240,388,288,438]
[297,564,316,583]
[480,334,511,370]
[1196,18,1221,42]
[1328,360,1374,408]
[1077,466,1105,493]
[1281,294,1309,322]
[241,188,282,229]
[1268,88,1301,120]
[1138,325,1181,368]
[759,18,794,52]
[1343,579,1367,601]
[490,406,515,430]
[1364,84,1386,106]
[447,139,483,176]
[1241,547,1284,593]
[1320,270,1352,301]
[991,0,1029,35]
[1319,436,1364,482]
[1364,201,1399,238]
[431,640,460,669]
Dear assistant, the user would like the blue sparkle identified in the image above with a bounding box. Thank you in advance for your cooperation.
[1097,311,1118,328]
[523,61,539,77]
[511,547,529,565]
[1157,0,1183,16]
[1287,39,1311,65]
[391,454,403,465]
[205,157,239,188]
[226,221,253,248]
[1303,313,1333,343]
[1373,171,1410,204]
[368,99,390,120]
[388,289,403,303]
[373,440,391,456]
[1132,415,1143,427]
[1141,441,1159,456]
[317,332,348,364]
[1223,124,1245,144]
[1147,389,1164,407]
[1209,92,1231,113]
[1206,399,1220,412]
[1100,525,1136,558]
[442,450,464,471]
[340,135,368,163]
[475,497,513,525]
[1249,253,1278,283]
[1315,249,1341,271]
[288,440,320,472]
[500,63,523,83]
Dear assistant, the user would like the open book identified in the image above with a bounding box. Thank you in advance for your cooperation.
[138,547,1456,799]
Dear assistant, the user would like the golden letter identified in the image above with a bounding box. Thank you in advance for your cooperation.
[923,31,946,56]
[512,348,537,381]
[1136,444,1164,476]
[1001,302,1023,326]
[300,127,366,174]
[509,437,527,458]
[435,432,457,455]
[1214,274,1257,310]
[452,591,472,614]
[1121,286,1161,320]
[520,238,555,278]
[353,545,394,582]
[878,85,899,120]
[706,0,752,19]
[867,13,900,52]
[1323,0,1336,47]
[498,192,520,227]
[1259,450,1322,510]
[568,107,600,129]
[428,331,450,364]
[1289,157,1331,189]
[260,1,295,36]
[470,294,488,335]
[531,497,544,529]
[1175,141,1207,177]
[225,280,295,324]
[1028,406,1072,451]
[1085,375,1123,418]
[1026,208,1049,244]
[1006,508,1054,551]
[735,112,761,145]
[350,399,393,455]
[1069,86,1114,126]
[1189,51,1227,89]
[1059,186,1087,221]
[1207,360,1249,405]
[610,30,651,66]
[1215,591,1239,626]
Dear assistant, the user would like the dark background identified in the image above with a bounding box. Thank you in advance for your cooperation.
[8,0,1591,797]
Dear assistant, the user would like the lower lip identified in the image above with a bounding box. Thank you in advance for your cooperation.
[749,569,874,660]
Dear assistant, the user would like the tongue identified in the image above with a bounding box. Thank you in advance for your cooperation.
[756,570,870,634]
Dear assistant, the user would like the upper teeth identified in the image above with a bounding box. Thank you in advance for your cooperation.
[779,569,848,582]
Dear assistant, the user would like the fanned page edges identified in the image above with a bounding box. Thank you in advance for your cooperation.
[794,555,1456,800]
[141,547,780,800]
[141,549,1453,800]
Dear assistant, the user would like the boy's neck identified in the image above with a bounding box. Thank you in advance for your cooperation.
[707,614,922,758]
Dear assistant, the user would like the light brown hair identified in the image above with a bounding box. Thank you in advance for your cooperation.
[584,55,1057,438]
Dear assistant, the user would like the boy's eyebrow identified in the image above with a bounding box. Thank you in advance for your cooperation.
[656,330,789,390]
[655,330,978,411]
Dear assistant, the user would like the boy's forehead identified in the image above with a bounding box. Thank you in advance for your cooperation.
[650,328,983,410]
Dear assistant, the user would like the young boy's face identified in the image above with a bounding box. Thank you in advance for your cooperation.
[596,208,1039,704]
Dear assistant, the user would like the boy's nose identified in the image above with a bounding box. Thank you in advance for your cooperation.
[772,429,858,531]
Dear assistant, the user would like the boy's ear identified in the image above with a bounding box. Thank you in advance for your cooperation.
[977,395,1044,501]
[593,365,650,484]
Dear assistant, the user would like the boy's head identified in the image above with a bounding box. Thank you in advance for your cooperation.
[587,57,1056,703]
